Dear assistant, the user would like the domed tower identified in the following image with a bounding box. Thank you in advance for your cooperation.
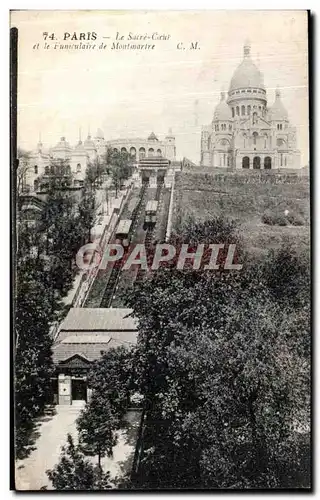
[227,41,267,121]
[269,88,288,128]
[211,91,233,167]
[269,88,300,168]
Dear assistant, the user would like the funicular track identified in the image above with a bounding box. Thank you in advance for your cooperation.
[135,180,164,284]
[99,180,149,308]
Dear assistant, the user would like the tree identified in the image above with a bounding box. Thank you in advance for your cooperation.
[16,148,32,196]
[108,150,133,198]
[77,347,135,469]
[77,395,117,470]
[85,158,105,191]
[46,434,112,490]
[124,217,310,489]
[77,188,96,242]
[15,257,55,457]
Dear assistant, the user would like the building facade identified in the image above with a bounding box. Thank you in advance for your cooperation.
[200,42,301,170]
[104,130,176,162]
[52,308,137,405]
[23,130,176,194]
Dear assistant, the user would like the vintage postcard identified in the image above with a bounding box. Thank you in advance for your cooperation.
[11,10,311,491]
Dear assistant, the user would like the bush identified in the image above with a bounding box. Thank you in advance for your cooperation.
[287,213,305,226]
[262,211,288,226]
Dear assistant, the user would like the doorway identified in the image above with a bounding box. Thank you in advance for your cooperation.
[71,379,87,402]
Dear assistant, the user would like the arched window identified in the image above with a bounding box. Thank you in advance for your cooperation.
[242,156,250,169]
[264,135,268,148]
[121,147,127,153]
[253,156,261,169]
[253,132,258,146]
[34,179,39,191]
[232,108,235,118]
[139,147,146,159]
[229,124,232,131]
[236,106,240,116]
[148,148,154,157]
[113,148,118,153]
[284,156,287,166]
[66,165,71,175]
[216,124,219,131]
[130,147,136,158]
[264,157,272,169]
[157,149,162,156]
[34,165,38,174]
[77,163,81,172]
[241,105,245,116]
[247,105,251,115]
[45,166,49,175]
[50,165,55,175]
[280,153,283,166]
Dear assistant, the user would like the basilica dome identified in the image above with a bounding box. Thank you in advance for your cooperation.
[213,92,232,120]
[269,88,288,120]
[229,42,265,92]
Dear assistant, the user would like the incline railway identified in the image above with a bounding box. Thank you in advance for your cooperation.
[83,176,167,309]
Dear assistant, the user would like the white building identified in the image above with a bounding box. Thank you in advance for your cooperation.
[200,41,301,170]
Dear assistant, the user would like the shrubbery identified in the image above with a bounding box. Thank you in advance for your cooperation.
[262,210,305,226]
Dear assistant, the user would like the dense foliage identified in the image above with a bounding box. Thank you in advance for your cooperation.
[123,217,310,489]
[46,434,112,490]
[15,159,99,458]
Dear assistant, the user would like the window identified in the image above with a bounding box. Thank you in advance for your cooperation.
[247,105,251,115]
[77,163,81,172]
[229,124,232,131]
[253,132,258,145]
[34,165,38,174]
[242,156,250,169]
[236,106,240,116]
[45,166,49,175]
[241,105,245,115]
[232,108,235,118]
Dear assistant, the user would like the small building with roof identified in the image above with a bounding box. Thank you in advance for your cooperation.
[52,308,137,405]
[201,41,301,170]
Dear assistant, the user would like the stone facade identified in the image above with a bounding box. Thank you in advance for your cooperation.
[200,42,301,170]
[105,130,176,162]
[23,130,176,194]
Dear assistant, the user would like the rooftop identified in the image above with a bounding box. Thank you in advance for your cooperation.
[60,307,137,332]
[53,329,137,363]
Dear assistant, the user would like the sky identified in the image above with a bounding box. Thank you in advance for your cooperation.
[11,10,309,165]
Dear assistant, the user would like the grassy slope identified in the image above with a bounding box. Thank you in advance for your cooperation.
[173,170,310,256]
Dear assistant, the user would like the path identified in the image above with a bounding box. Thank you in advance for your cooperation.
[15,404,83,490]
